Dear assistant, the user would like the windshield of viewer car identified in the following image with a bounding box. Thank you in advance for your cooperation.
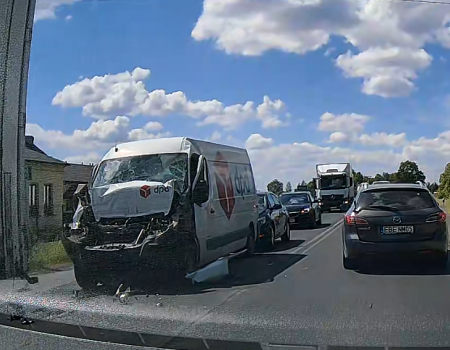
[357,189,435,211]
[93,153,188,191]
[280,193,310,205]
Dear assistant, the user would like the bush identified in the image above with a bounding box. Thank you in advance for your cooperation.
[29,241,72,272]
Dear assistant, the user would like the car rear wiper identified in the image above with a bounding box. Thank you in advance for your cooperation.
[356,205,399,212]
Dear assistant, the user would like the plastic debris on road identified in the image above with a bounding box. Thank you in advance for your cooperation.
[185,258,229,284]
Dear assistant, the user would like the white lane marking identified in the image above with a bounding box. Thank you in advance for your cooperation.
[291,217,343,254]
[302,222,342,254]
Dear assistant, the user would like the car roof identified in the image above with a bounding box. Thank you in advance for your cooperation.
[361,183,429,192]
[280,191,310,195]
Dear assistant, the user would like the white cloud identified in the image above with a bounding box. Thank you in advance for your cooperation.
[65,152,102,165]
[25,116,130,151]
[210,131,222,141]
[328,131,349,143]
[127,130,172,141]
[35,0,81,21]
[192,0,450,97]
[248,141,405,190]
[318,112,369,133]
[336,47,432,97]
[53,68,287,130]
[192,0,360,56]
[65,15,73,21]
[358,132,407,147]
[143,121,164,131]
[245,134,274,150]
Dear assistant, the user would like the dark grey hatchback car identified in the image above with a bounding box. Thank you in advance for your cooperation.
[342,183,448,270]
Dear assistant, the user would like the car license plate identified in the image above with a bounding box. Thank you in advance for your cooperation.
[290,218,296,223]
[381,226,414,234]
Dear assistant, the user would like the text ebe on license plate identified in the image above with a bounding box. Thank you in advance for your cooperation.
[382,225,414,234]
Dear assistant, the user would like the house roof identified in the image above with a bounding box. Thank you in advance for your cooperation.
[64,163,93,183]
[24,136,65,165]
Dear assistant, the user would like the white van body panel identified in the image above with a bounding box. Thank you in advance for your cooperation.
[187,138,258,266]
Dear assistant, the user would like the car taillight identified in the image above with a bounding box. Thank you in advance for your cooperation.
[345,214,368,225]
[439,212,446,222]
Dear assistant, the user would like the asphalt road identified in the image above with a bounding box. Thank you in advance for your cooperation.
[4,211,450,348]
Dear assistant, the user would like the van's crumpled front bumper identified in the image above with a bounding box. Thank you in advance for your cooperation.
[62,227,186,275]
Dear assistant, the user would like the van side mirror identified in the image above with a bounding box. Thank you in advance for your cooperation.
[193,180,208,205]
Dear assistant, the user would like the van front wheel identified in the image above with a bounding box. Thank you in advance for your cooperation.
[245,228,256,256]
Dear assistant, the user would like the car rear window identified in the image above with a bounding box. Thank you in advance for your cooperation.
[356,189,436,211]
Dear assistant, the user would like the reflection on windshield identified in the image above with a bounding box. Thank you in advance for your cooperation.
[280,194,309,205]
[320,176,346,190]
[93,153,188,191]
[356,190,435,211]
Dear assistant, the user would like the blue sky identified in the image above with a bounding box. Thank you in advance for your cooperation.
[26,0,450,188]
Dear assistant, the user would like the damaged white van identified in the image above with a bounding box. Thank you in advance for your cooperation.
[62,137,258,289]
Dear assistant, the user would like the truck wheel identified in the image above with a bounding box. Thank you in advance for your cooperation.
[74,263,98,291]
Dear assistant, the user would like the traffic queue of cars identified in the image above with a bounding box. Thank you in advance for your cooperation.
[64,136,449,289]
[257,190,323,250]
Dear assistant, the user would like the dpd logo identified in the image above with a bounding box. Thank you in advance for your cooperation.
[140,185,151,198]
[214,152,235,220]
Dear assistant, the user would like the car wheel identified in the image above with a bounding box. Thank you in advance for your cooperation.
[343,253,358,270]
[281,222,291,243]
[74,263,98,291]
[311,213,318,229]
[265,225,276,251]
[245,227,256,256]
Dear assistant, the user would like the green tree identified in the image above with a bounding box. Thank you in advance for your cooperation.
[353,171,364,186]
[267,179,284,196]
[374,173,383,181]
[382,172,391,181]
[439,163,450,199]
[307,180,315,196]
[285,181,292,192]
[395,160,426,183]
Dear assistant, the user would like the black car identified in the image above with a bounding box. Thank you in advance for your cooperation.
[342,183,448,270]
[280,191,322,228]
[257,191,290,249]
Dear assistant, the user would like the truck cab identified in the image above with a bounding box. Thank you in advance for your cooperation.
[315,163,354,212]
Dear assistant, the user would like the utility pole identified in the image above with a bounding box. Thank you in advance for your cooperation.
[0,0,36,278]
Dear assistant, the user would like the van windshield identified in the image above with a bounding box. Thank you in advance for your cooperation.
[93,153,188,191]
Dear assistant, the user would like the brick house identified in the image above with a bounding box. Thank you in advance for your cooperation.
[25,136,65,242]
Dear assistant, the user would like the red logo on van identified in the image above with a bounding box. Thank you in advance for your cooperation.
[140,185,151,198]
[214,152,235,220]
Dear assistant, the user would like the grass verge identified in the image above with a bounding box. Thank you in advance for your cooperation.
[29,240,72,272]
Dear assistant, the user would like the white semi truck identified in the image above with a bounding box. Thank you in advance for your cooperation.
[315,163,355,212]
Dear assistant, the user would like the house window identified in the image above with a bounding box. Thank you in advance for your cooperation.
[25,166,32,181]
[29,184,38,217]
[44,184,54,216]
